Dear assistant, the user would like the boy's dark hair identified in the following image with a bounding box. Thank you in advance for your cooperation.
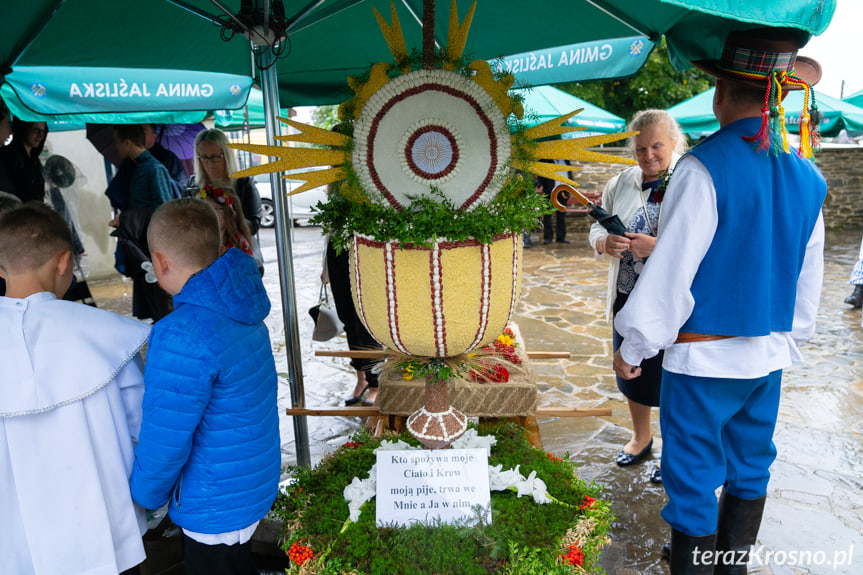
[0,202,73,275]
[0,191,22,215]
[114,124,146,148]
[148,198,221,269]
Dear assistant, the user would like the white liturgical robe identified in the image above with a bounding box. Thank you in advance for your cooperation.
[0,292,151,575]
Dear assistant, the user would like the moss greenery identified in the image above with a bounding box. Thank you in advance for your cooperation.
[271,423,612,574]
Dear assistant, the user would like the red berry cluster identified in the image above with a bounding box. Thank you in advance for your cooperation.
[547,452,562,463]
[579,496,596,511]
[288,539,314,565]
[560,543,585,566]
[491,339,521,364]
[344,441,363,449]
[470,362,510,383]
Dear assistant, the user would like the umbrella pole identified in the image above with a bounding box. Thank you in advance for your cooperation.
[260,51,312,468]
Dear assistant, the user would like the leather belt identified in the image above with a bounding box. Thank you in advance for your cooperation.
[675,332,733,344]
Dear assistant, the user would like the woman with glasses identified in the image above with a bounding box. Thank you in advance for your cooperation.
[187,129,264,272]
[0,120,49,203]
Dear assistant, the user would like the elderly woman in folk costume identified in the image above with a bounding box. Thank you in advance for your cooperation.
[589,109,686,483]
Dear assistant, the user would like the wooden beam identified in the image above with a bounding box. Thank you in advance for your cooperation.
[314,350,571,359]
[284,406,611,417]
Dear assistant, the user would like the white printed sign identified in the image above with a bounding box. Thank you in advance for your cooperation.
[376,448,491,527]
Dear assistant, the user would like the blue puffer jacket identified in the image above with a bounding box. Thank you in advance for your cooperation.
[130,248,280,533]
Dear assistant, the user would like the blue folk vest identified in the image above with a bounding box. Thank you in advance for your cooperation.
[680,117,826,337]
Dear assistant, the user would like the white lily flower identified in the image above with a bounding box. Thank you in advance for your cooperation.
[515,470,552,504]
[375,439,421,452]
[451,428,497,455]
[343,473,377,523]
[487,463,525,491]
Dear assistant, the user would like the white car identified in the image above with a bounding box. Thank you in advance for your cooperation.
[254,173,328,228]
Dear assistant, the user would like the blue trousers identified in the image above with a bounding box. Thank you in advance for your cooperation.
[659,369,782,536]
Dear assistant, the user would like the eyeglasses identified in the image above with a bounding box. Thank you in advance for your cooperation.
[198,154,225,163]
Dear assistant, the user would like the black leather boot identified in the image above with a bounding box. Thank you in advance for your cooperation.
[844,285,863,308]
[714,491,766,574]
[669,529,717,574]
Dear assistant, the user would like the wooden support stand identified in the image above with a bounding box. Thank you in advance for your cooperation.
[300,347,610,448]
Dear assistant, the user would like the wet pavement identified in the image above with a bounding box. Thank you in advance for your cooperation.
[89,223,863,574]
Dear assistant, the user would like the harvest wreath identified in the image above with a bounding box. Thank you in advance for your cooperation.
[272,424,613,575]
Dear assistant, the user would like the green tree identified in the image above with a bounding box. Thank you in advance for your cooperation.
[311,105,340,129]
[558,39,714,123]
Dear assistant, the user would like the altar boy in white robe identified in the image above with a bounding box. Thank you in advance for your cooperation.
[0,203,151,575]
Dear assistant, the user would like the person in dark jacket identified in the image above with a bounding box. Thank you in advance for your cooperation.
[0,120,48,203]
[109,124,175,321]
[131,198,279,575]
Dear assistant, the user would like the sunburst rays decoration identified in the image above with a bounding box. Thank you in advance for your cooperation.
[229,0,636,208]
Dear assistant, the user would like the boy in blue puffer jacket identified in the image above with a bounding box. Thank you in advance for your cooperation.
[130,198,280,575]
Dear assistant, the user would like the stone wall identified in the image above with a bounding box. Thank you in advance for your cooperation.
[558,146,863,238]
[815,147,863,229]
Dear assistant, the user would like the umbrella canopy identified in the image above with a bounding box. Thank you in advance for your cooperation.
[1,66,252,123]
[668,87,863,139]
[513,85,626,134]
[491,35,654,86]
[843,89,863,110]
[1,1,835,109]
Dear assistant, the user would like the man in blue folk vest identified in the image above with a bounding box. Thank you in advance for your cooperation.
[612,28,826,574]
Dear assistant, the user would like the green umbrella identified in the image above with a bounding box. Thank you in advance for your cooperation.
[2,1,835,109]
[843,89,863,111]
[669,87,863,139]
[513,85,626,134]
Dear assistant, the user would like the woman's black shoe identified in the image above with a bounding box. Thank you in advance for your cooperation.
[344,384,369,406]
[844,285,863,308]
[615,438,653,466]
[649,464,662,483]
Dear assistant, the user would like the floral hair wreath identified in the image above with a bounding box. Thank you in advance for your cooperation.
[196,185,234,206]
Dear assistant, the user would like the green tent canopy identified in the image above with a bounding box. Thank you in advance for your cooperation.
[668,87,863,139]
[512,85,626,134]
[843,89,863,110]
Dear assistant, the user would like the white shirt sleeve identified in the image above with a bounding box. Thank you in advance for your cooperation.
[615,156,718,366]
[790,211,825,346]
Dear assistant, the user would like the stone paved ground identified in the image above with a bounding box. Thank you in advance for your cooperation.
[90,224,863,574]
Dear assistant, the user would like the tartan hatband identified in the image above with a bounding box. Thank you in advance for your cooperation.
[720,44,797,77]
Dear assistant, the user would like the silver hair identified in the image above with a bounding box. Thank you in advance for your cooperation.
[193,128,241,188]
[627,109,687,157]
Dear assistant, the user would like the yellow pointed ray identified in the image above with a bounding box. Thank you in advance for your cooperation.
[374,4,411,73]
[285,167,347,196]
[534,133,639,165]
[445,0,477,70]
[339,61,393,121]
[469,60,522,119]
[524,110,593,141]
[274,118,350,147]
[228,145,345,175]
[510,159,581,187]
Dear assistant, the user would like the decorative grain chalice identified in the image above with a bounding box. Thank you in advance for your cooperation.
[230,0,635,449]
